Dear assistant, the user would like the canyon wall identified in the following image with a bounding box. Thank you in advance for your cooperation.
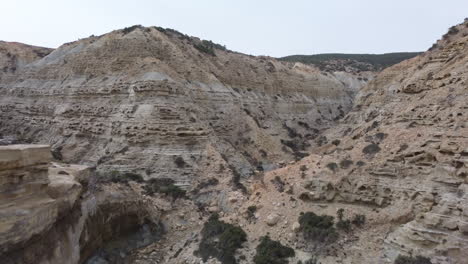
[217,20,468,264]
[0,26,370,189]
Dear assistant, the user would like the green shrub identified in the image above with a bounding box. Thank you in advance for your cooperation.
[100,170,144,184]
[336,208,351,232]
[194,40,216,56]
[298,212,338,243]
[326,162,338,172]
[122,25,142,35]
[362,143,381,155]
[394,255,432,264]
[195,214,247,264]
[339,159,353,169]
[352,214,366,227]
[247,205,257,219]
[144,178,186,199]
[254,236,295,264]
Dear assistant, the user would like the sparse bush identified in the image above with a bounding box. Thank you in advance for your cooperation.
[247,205,257,219]
[336,209,351,231]
[144,178,186,199]
[298,212,338,243]
[195,214,247,264]
[448,26,459,35]
[326,162,338,172]
[193,40,225,56]
[100,170,144,184]
[254,236,295,264]
[122,25,142,35]
[174,156,186,168]
[362,143,381,155]
[271,176,286,192]
[339,159,353,169]
[394,255,432,264]
[336,218,352,231]
[352,214,366,227]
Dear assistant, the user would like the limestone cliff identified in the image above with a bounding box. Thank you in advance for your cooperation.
[0,26,368,192]
[2,20,465,264]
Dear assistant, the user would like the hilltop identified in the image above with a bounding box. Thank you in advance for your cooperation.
[280,52,422,72]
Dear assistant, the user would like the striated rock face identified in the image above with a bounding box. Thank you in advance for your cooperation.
[215,20,468,264]
[0,145,55,253]
[0,145,163,264]
[0,26,370,189]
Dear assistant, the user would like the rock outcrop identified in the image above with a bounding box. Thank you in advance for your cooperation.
[0,145,163,264]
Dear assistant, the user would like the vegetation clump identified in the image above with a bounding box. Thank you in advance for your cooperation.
[100,170,144,184]
[122,25,143,35]
[247,205,257,219]
[326,162,338,172]
[394,255,432,264]
[336,208,351,232]
[194,40,226,56]
[298,212,338,243]
[351,214,366,227]
[253,236,295,264]
[339,159,353,169]
[144,178,186,199]
[362,143,381,155]
[195,214,247,264]
[279,52,422,71]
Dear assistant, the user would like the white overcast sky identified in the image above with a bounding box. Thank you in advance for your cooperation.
[1,0,467,57]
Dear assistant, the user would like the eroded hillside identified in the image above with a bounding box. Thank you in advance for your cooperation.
[0,41,52,76]
[198,20,468,264]
[1,20,466,264]
[0,26,370,194]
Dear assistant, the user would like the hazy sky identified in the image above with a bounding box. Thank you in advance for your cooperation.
[2,0,467,57]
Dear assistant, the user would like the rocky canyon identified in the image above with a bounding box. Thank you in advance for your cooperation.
[0,19,467,264]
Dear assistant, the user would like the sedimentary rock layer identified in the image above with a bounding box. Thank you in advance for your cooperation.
[0,26,370,186]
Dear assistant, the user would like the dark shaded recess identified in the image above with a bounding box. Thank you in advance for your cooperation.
[80,201,163,263]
